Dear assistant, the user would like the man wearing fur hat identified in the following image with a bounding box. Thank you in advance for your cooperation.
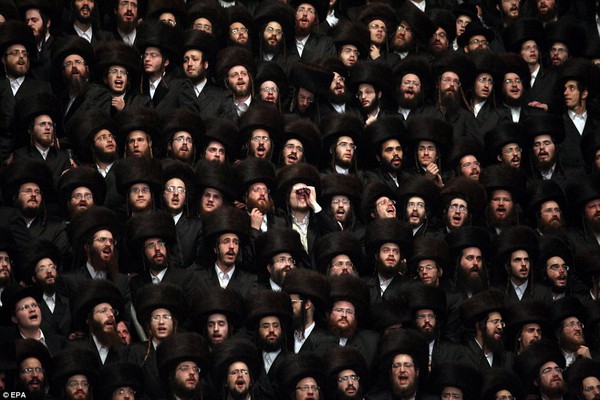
[255,228,306,290]
[410,236,448,288]
[191,287,242,351]
[212,338,264,400]
[480,164,525,237]
[156,332,209,400]
[566,175,600,256]
[526,180,568,239]
[49,348,99,400]
[393,57,430,126]
[348,62,388,125]
[112,0,139,45]
[57,166,106,221]
[62,0,113,48]
[391,3,437,59]
[114,157,162,219]
[97,362,144,400]
[364,218,412,304]
[514,340,568,400]
[216,46,256,121]
[239,104,284,161]
[459,289,513,369]
[289,0,335,63]
[19,0,55,81]
[253,1,294,66]
[319,113,363,177]
[397,176,440,238]
[324,346,368,400]
[552,297,593,367]
[287,60,332,123]
[314,231,361,277]
[484,122,527,170]
[504,300,551,356]
[439,177,487,233]
[15,339,53,399]
[277,353,327,400]
[566,358,600,400]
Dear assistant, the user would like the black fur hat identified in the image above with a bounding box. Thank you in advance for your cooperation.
[16,239,61,285]
[195,159,237,201]
[70,279,123,332]
[0,20,35,57]
[212,338,261,387]
[331,20,369,59]
[255,227,307,270]
[0,159,53,205]
[215,45,255,86]
[234,157,277,195]
[134,282,186,327]
[156,332,209,383]
[314,231,362,275]
[503,18,546,54]
[395,1,436,43]
[57,166,106,208]
[202,205,250,244]
[67,206,120,252]
[288,60,333,96]
[429,362,481,400]
[244,289,292,330]
[96,362,144,400]
[282,116,322,166]
[114,156,163,196]
[282,268,330,312]
[136,19,183,63]
[364,218,412,259]
[483,122,527,163]
[49,348,99,397]
[459,289,504,327]
[127,209,177,250]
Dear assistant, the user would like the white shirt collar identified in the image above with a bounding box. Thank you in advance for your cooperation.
[269,278,282,292]
[335,165,350,174]
[173,211,183,225]
[194,79,208,97]
[73,24,93,42]
[96,161,115,178]
[150,267,168,283]
[7,75,25,95]
[87,262,107,280]
[294,321,316,352]
[473,100,485,117]
[118,28,136,46]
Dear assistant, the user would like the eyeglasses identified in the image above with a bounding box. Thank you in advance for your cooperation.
[442,394,462,399]
[397,24,412,33]
[95,133,115,142]
[37,264,57,273]
[376,199,396,207]
[488,318,505,327]
[562,320,584,330]
[417,264,436,272]
[392,362,414,369]
[230,27,248,35]
[165,186,186,194]
[433,31,447,39]
[250,186,270,194]
[173,136,193,143]
[0,256,11,264]
[177,365,201,373]
[441,77,461,87]
[337,142,356,150]
[6,49,29,58]
[462,161,480,169]
[265,26,283,35]
[118,0,137,7]
[369,23,387,32]
[21,367,44,374]
[547,264,569,272]
[416,313,436,320]
[251,136,270,142]
[504,78,522,85]
[331,198,350,205]
[407,202,425,209]
[332,261,354,269]
[35,121,56,128]
[260,86,279,93]
[63,59,86,68]
[449,204,468,213]
[333,75,346,83]
[16,303,38,312]
[402,80,421,87]
[469,38,488,46]
[20,188,41,196]
[341,48,360,56]
[145,240,166,250]
[193,23,212,32]
[142,53,161,59]
[130,187,150,194]
[108,68,128,76]
[338,375,359,383]
[332,307,355,315]
[284,144,304,153]
[114,388,136,397]
[503,146,522,155]
[296,385,319,392]
[540,366,563,375]
[94,237,117,246]
[541,207,561,214]
[583,385,600,393]
[71,193,93,200]
[477,77,494,85]
[151,314,173,322]
[67,380,89,388]
[95,307,119,316]
[296,7,315,15]
[229,369,249,376]
[298,95,314,104]
[274,257,295,265]
[418,145,436,152]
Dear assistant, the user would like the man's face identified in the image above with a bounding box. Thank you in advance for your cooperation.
[127,131,152,158]
[333,136,355,168]
[169,132,193,162]
[295,377,320,400]
[455,15,471,36]
[445,198,469,229]
[585,199,600,230]
[502,73,523,102]
[282,139,304,165]
[297,87,315,113]
[215,233,239,268]
[417,259,441,286]
[267,252,295,286]
[289,183,310,212]
[226,362,252,397]
[192,17,212,33]
[74,0,94,23]
[0,250,11,286]
[204,141,226,163]
[519,323,541,350]
[390,354,418,398]
[520,40,539,65]
[509,249,530,282]
[142,47,165,75]
[339,44,359,67]
[65,375,90,400]
[378,139,403,172]
[564,80,586,110]
[499,0,520,19]
[329,72,348,102]
[207,313,229,345]
[460,247,483,277]
[499,142,522,168]
[393,21,413,52]
[144,237,168,270]
[545,256,568,289]
[559,316,585,349]
[484,311,504,343]
[336,369,361,400]
[398,74,422,106]
[227,66,251,98]
[582,377,600,400]
[295,3,317,34]
[12,296,41,330]
[536,361,566,397]
[377,242,401,272]
[357,83,380,113]
[374,196,396,219]
[550,43,569,67]
[129,183,152,212]
[465,34,489,52]
[163,178,187,214]
[440,71,460,95]
[34,257,57,288]
[474,73,494,101]
[249,129,272,159]
[369,19,387,46]
[116,321,131,345]
[429,28,448,53]
[183,50,207,83]
[3,44,29,78]
[414,308,436,335]
[91,302,117,334]
[30,114,55,148]
[330,195,351,223]
[87,229,116,266]
[105,65,128,95]
[201,188,223,215]
[68,186,94,217]
[259,80,279,104]
[329,300,357,338]
[246,182,272,214]
[262,22,283,53]
[25,9,48,41]
[174,361,200,393]
[406,196,426,228]
[533,134,557,171]
[149,307,174,340]
[489,189,513,223]
[19,357,45,394]
[329,254,355,276]
[258,316,282,351]
[229,22,249,45]
[115,0,137,28]
[536,0,557,20]
[538,200,565,233]
[93,129,117,159]
[417,140,437,168]
[16,183,42,216]
[459,155,480,180]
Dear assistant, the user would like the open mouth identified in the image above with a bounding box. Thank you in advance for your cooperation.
[470,266,479,275]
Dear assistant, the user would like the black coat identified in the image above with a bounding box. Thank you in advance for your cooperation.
[61,83,112,139]
[39,293,71,338]
[364,274,407,305]
[172,214,203,269]
[193,82,227,119]
[560,112,595,174]
[66,334,128,365]
[296,326,338,356]
[287,33,336,63]
[460,338,514,370]
[143,73,200,117]
[13,146,71,190]
[191,265,259,300]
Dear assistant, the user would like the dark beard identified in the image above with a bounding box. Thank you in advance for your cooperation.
[6,62,27,78]
[538,216,566,237]
[257,331,284,352]
[90,317,121,349]
[375,259,400,279]
[172,377,202,400]
[485,332,504,352]
[21,204,41,219]
[456,265,486,294]
[247,197,274,215]
[15,379,45,399]
[392,382,416,399]
[503,94,526,107]
[335,155,352,169]
[0,273,10,287]
[231,83,251,98]
[41,281,56,296]
[328,90,352,105]
[328,317,357,339]
[542,382,566,398]
[381,155,403,173]
[229,388,250,400]
[67,75,89,97]
[537,8,557,22]
[261,36,282,55]
[587,217,600,233]
[419,324,437,342]
[146,252,170,272]
[534,157,556,173]
[396,89,424,110]
[75,8,92,24]
[94,148,118,164]
[487,206,515,229]
[441,90,461,112]
[89,246,119,280]
[362,97,380,114]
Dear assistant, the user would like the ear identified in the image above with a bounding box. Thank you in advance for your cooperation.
[497,154,502,163]
[582,89,589,100]
[11,315,17,324]
[267,264,274,275]
[377,91,382,100]
[203,61,209,71]
[163,58,170,69]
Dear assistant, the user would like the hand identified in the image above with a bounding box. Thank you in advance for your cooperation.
[249,208,264,230]
[370,44,381,60]
[576,345,592,359]
[528,101,548,111]
[365,115,377,126]
[425,163,444,187]
[306,186,318,208]
[233,200,246,210]
[112,96,125,111]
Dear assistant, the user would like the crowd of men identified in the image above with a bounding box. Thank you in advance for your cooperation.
[0,0,600,398]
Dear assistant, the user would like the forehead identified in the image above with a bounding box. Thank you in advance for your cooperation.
[260,80,277,88]
[249,182,267,190]
[297,2,315,10]
[20,182,40,190]
[93,229,113,239]
[144,237,162,246]
[166,178,185,188]
[251,128,270,138]
[462,246,481,256]
[333,300,354,310]
[230,21,247,28]
[7,44,26,51]
[504,72,521,81]
[131,183,150,190]
[441,71,459,80]
[64,54,85,62]
[392,354,414,364]
[20,357,42,368]
[539,361,558,373]
[380,242,399,250]
[219,233,239,242]
[259,315,280,324]
[265,21,282,29]
[533,134,553,142]
[204,187,222,195]
[208,313,228,323]
[228,361,249,372]
[15,296,36,307]
[25,8,42,17]
[128,131,149,140]
[492,189,512,199]
[207,140,224,148]
[336,135,353,143]
[450,198,467,206]
[93,301,111,311]
[229,65,248,75]
[332,254,351,261]
[358,83,376,91]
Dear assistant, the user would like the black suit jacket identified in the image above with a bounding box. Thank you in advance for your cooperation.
[297,326,338,356]
[61,83,112,139]
[192,265,259,300]
[144,73,200,117]
[40,293,71,337]
[12,329,66,356]
[194,82,227,119]
[421,105,480,143]
[13,146,71,190]
[461,338,513,370]
[128,342,166,400]
[560,112,595,174]
[287,32,336,63]
[31,35,56,82]
[475,100,511,145]
[364,274,406,305]
[346,329,379,372]
[172,214,203,269]
[27,216,70,262]
[66,335,128,365]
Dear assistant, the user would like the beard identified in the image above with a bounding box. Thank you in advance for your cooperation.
[362,97,380,115]
[66,73,89,97]
[257,331,284,352]
[232,82,251,98]
[17,198,41,219]
[381,155,403,173]
[534,155,556,172]
[485,331,505,353]
[538,216,566,237]
[0,270,11,287]
[247,196,274,215]
[40,281,56,296]
[375,258,401,279]
[487,206,515,229]
[90,317,121,349]
[503,93,526,107]
[418,324,437,342]
[146,250,169,272]
[335,154,352,169]
[336,385,364,400]
[229,386,250,400]
[456,264,487,294]
[6,61,27,78]
[392,380,417,399]
[172,376,202,399]
[328,88,352,105]
[542,381,566,398]
[396,89,424,110]
[328,316,357,339]
[16,378,45,399]
[88,245,119,279]
[261,36,283,55]
[441,89,461,112]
